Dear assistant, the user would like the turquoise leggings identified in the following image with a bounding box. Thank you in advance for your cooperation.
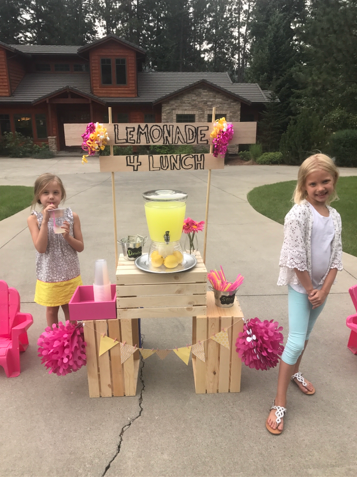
[281,286,327,366]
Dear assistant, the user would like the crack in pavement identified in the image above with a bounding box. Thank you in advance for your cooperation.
[101,354,145,477]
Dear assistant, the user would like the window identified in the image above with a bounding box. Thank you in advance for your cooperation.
[117,113,129,123]
[35,64,51,72]
[74,63,89,72]
[101,58,112,85]
[35,114,47,139]
[0,114,11,136]
[115,59,127,85]
[144,114,155,123]
[14,114,33,137]
[176,114,195,123]
[207,113,227,122]
[55,64,70,72]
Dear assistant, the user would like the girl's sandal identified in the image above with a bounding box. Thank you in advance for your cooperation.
[291,372,315,395]
[266,403,286,435]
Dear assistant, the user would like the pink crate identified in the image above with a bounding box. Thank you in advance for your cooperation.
[69,285,117,321]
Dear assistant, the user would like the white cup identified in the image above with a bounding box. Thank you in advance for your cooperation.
[94,259,110,286]
[93,283,112,302]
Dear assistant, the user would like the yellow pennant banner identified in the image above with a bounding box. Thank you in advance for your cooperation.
[210,330,230,350]
[99,336,118,356]
[140,349,155,360]
[191,342,206,362]
[173,346,191,365]
[120,342,137,364]
[156,349,172,360]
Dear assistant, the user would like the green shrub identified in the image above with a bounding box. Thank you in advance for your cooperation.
[328,129,357,167]
[0,132,34,157]
[256,152,283,164]
[32,143,55,159]
[249,143,262,161]
[280,111,328,165]
[322,108,357,134]
[238,150,251,161]
[149,144,196,155]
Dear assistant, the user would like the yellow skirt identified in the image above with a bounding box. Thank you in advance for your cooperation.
[34,275,83,307]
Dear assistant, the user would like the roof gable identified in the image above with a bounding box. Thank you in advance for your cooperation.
[78,34,146,56]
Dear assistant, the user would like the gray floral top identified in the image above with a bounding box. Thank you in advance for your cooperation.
[32,208,81,283]
[277,200,343,287]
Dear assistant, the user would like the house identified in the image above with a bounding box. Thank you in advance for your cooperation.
[0,34,270,152]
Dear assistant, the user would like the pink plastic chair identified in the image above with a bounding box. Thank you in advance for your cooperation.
[346,285,357,355]
[0,280,33,377]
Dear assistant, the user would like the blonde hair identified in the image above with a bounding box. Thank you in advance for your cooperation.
[31,173,66,209]
[293,154,339,204]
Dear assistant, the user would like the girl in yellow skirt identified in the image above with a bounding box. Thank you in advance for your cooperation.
[28,173,84,326]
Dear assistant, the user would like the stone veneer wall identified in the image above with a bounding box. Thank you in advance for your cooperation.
[161,86,241,153]
[48,136,57,153]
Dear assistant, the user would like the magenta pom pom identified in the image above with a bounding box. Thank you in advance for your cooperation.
[212,123,234,158]
[37,321,87,376]
[235,317,284,370]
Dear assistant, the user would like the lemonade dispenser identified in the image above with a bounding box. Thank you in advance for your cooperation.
[143,189,187,269]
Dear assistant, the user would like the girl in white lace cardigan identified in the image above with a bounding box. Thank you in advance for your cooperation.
[266,154,343,435]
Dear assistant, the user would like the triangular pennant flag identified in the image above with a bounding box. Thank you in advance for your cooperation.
[191,342,206,362]
[120,342,137,364]
[173,346,191,365]
[99,336,118,356]
[140,349,155,360]
[155,349,171,360]
[210,330,230,349]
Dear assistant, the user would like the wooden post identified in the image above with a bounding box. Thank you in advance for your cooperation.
[108,107,119,266]
[203,106,215,264]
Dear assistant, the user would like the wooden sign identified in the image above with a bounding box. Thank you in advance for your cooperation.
[64,121,256,173]
[99,153,224,172]
[64,122,256,148]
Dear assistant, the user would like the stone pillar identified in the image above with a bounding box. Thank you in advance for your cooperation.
[47,136,57,153]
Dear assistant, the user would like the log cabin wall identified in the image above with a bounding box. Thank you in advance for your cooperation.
[8,57,26,93]
[89,40,138,98]
[0,48,10,96]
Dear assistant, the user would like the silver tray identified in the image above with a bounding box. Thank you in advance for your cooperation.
[135,253,197,274]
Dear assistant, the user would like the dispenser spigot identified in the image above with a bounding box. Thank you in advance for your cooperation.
[164,231,170,244]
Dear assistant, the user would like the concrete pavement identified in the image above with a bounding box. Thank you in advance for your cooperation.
[0,157,357,477]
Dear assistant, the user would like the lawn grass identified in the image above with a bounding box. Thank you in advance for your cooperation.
[0,186,33,221]
[247,176,357,257]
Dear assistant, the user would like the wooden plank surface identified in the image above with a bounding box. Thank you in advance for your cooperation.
[116,282,207,297]
[117,294,207,309]
[117,305,207,319]
[120,318,137,396]
[96,320,113,397]
[83,321,100,398]
[108,319,124,397]
[193,316,208,394]
[218,316,232,393]
[206,316,220,393]
[116,267,207,285]
[230,314,244,393]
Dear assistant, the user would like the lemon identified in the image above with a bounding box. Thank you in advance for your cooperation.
[150,251,164,267]
[164,254,179,269]
[173,251,183,264]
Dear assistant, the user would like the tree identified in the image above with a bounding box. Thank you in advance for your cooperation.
[296,0,357,117]
[0,0,26,43]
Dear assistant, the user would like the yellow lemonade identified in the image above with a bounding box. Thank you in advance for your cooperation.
[145,201,186,242]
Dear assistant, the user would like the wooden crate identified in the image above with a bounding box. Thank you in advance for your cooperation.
[116,252,207,319]
[83,318,140,397]
[192,291,244,394]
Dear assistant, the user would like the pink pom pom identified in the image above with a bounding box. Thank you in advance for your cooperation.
[37,321,87,376]
[235,317,284,371]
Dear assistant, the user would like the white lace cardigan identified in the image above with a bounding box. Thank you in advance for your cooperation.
[277,200,343,287]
